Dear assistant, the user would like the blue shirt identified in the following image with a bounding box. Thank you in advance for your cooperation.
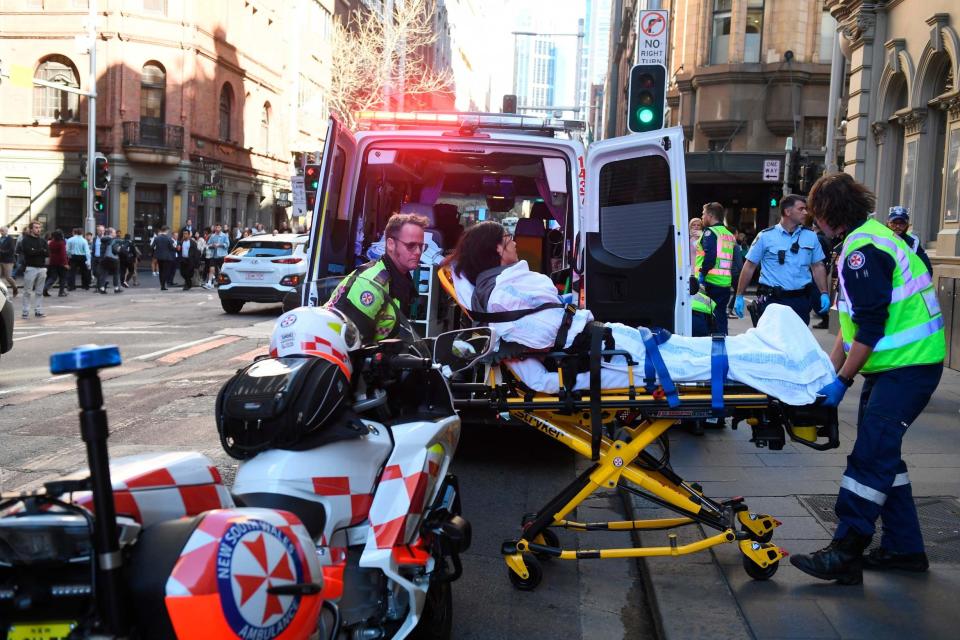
[208,231,230,258]
[745,223,826,290]
[66,235,90,260]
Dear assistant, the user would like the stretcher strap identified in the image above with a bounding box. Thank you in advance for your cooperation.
[711,335,729,416]
[639,328,680,408]
[590,323,603,461]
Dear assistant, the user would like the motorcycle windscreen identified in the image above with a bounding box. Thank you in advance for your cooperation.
[303,116,357,306]
[584,152,677,330]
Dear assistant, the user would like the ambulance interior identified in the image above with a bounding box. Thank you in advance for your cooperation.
[349,145,575,283]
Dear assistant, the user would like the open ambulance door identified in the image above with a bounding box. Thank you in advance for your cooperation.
[303,116,358,306]
[582,126,691,334]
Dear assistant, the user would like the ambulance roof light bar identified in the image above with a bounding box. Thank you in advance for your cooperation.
[355,110,586,135]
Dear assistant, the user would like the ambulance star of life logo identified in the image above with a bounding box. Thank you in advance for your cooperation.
[846,250,866,270]
[216,520,304,638]
[280,314,297,328]
[360,290,375,306]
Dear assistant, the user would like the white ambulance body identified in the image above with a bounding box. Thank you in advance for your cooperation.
[303,112,693,335]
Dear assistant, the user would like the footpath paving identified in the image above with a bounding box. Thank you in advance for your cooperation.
[627,316,960,640]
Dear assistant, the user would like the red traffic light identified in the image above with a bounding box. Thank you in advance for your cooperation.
[637,73,655,89]
[304,164,321,191]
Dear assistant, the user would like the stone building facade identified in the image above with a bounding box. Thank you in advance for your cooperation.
[826,0,960,367]
[0,0,335,251]
[605,0,837,233]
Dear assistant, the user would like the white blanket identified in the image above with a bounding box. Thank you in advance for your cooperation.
[506,305,836,405]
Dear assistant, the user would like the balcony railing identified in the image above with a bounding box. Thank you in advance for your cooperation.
[122,121,184,151]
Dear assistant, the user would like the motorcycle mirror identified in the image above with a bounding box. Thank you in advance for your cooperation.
[433,328,494,372]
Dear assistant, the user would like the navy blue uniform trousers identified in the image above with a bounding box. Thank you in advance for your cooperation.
[704,283,730,335]
[834,363,943,553]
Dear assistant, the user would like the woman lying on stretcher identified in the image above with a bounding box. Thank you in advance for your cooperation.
[443,221,837,406]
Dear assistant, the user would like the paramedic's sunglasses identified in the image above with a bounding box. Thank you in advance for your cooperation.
[390,237,427,253]
[777,241,801,265]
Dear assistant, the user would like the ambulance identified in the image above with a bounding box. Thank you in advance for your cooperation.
[302,111,694,336]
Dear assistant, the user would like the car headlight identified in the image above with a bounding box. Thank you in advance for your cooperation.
[0,515,91,566]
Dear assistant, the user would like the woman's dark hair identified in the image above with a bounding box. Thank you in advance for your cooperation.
[807,172,875,231]
[51,230,64,241]
[444,220,506,284]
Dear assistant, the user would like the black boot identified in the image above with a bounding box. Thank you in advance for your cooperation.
[862,547,929,573]
[789,531,872,585]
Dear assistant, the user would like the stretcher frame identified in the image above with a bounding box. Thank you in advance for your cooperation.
[437,266,839,588]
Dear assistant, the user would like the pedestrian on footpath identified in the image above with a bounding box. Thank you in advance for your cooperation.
[886,206,933,274]
[0,225,18,297]
[96,228,122,294]
[17,220,48,318]
[153,226,177,291]
[117,233,139,287]
[194,229,208,286]
[66,227,91,290]
[43,230,69,297]
[90,224,105,286]
[176,229,200,290]
[790,173,945,585]
[695,202,736,335]
[733,195,829,325]
[204,223,229,289]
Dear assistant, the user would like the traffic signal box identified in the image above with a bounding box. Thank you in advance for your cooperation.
[94,154,110,190]
[304,163,321,212]
[93,191,107,213]
[627,64,666,133]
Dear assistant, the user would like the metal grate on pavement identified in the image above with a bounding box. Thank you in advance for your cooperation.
[798,494,960,564]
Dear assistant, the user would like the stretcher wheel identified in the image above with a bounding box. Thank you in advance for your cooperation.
[742,525,774,544]
[742,554,779,581]
[508,555,543,591]
[521,514,559,560]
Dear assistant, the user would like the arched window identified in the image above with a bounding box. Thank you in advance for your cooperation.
[219,84,234,141]
[33,55,80,121]
[140,62,166,143]
[260,102,271,154]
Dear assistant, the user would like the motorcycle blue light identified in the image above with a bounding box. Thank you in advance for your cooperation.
[50,345,122,375]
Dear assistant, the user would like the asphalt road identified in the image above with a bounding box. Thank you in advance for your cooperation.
[0,276,654,639]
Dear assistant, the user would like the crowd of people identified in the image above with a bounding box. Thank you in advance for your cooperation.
[0,218,307,319]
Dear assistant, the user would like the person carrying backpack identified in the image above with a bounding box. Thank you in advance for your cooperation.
[117,233,140,287]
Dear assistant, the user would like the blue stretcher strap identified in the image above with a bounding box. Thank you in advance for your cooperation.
[639,328,680,408]
[711,335,729,416]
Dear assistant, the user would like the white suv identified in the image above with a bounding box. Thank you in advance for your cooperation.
[217,233,309,314]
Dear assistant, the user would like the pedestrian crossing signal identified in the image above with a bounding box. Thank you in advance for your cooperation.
[93,191,106,213]
[627,64,666,133]
[304,163,321,213]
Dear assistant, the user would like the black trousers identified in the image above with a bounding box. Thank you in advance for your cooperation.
[68,255,90,289]
[44,265,67,294]
[97,258,119,290]
[179,259,195,289]
[158,259,176,289]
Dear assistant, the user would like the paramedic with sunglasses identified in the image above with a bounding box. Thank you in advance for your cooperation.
[327,213,428,343]
[733,194,830,324]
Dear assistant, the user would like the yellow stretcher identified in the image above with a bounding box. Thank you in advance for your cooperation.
[437,266,840,588]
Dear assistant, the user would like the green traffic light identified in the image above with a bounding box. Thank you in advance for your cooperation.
[637,108,654,124]
[770,198,778,207]
[309,180,319,190]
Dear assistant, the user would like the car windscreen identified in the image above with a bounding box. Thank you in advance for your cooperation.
[230,241,294,257]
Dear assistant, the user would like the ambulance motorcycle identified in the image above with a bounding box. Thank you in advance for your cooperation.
[0,278,488,640]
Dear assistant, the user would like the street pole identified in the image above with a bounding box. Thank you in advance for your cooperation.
[85,0,97,234]
[783,136,794,199]
[824,33,844,173]
[574,20,584,117]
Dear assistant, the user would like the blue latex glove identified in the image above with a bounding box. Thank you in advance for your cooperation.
[698,273,705,287]
[733,295,745,318]
[819,293,831,315]
[816,377,848,407]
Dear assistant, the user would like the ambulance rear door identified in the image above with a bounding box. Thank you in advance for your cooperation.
[582,126,691,334]
[303,116,358,306]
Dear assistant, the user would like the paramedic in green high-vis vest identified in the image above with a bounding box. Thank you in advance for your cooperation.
[790,173,945,586]
[327,213,428,343]
[695,202,736,335]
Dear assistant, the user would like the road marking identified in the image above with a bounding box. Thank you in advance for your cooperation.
[0,374,72,397]
[230,345,269,363]
[14,332,58,342]
[157,336,241,365]
[133,336,220,361]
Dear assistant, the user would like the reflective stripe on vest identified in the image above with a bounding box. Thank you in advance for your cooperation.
[696,225,735,286]
[691,291,716,314]
[837,219,945,373]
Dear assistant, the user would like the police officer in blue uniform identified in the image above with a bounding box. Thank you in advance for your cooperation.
[789,173,945,585]
[886,206,933,274]
[733,194,830,324]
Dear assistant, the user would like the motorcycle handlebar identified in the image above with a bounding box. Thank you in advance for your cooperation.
[388,354,433,371]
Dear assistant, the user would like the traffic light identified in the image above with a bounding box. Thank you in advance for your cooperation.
[769,191,780,208]
[93,191,107,213]
[798,162,810,194]
[304,163,321,212]
[94,154,110,190]
[502,94,518,114]
[786,149,801,191]
[627,64,666,133]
